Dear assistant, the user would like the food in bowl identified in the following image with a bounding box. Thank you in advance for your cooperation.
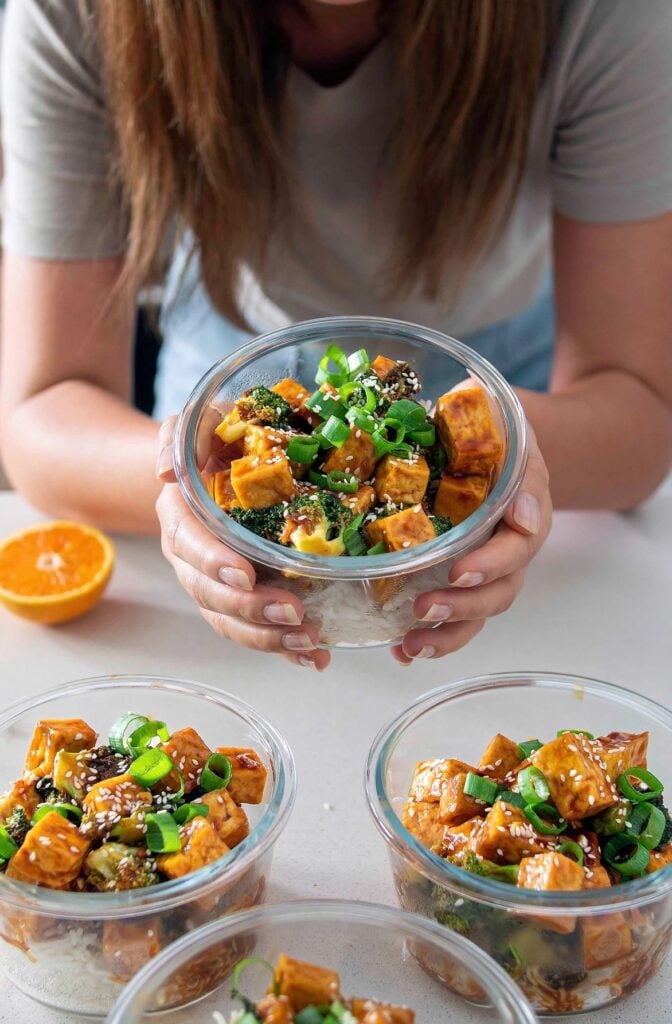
[207,343,502,557]
[217,953,415,1023]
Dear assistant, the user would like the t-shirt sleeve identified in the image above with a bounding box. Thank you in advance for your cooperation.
[1,0,127,259]
[551,0,672,223]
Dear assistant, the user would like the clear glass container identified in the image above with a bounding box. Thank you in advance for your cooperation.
[365,672,672,1016]
[106,899,538,1023]
[0,675,296,1017]
[174,316,527,648]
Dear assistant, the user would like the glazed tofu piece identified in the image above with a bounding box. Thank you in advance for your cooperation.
[583,865,612,889]
[582,914,633,969]
[592,731,648,783]
[200,788,250,847]
[243,424,288,458]
[271,378,320,426]
[341,484,376,516]
[24,718,96,778]
[161,727,212,794]
[256,994,293,1024]
[102,918,162,979]
[409,758,478,803]
[441,817,485,860]
[215,746,268,804]
[471,802,550,863]
[518,851,585,892]
[434,474,490,526]
[439,773,490,827]
[370,355,399,380]
[157,816,231,879]
[274,954,340,1010]
[365,505,436,552]
[351,998,415,1024]
[477,733,521,780]
[322,426,377,480]
[6,811,90,889]
[213,469,239,512]
[401,800,445,853]
[230,451,295,509]
[374,455,430,506]
[370,356,420,397]
[646,842,672,873]
[82,773,153,824]
[531,732,618,821]
[0,778,39,822]
[435,388,503,476]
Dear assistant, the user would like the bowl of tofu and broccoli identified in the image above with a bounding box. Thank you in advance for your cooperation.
[106,900,538,1023]
[366,672,672,1015]
[0,675,295,1017]
[173,316,528,648]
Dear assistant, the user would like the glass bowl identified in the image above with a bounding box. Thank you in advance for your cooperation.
[173,315,527,648]
[0,675,295,1017]
[365,672,672,1016]
[106,899,538,1023]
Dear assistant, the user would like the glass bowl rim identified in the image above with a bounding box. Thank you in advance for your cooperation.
[0,674,296,919]
[173,315,528,581]
[365,670,672,913]
[105,897,538,1024]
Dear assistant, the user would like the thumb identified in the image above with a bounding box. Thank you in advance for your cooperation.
[155,416,178,482]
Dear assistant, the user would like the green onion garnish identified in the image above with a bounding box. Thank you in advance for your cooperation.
[315,416,350,449]
[305,390,347,421]
[315,345,350,388]
[495,789,526,811]
[201,753,233,792]
[346,348,370,377]
[523,802,567,836]
[517,739,542,759]
[603,833,650,876]
[109,713,149,755]
[128,719,170,756]
[145,811,181,854]
[464,772,498,804]
[129,748,175,787]
[0,827,19,859]
[618,767,663,804]
[385,399,428,432]
[557,729,594,739]
[286,436,320,464]
[307,469,359,494]
[33,802,83,825]
[626,801,666,850]
[518,766,550,807]
[339,380,377,414]
[372,425,412,460]
[407,424,436,447]
[366,542,386,555]
[173,803,209,826]
[343,514,367,556]
[330,1002,358,1024]
[295,1008,325,1024]
[346,407,377,433]
[231,957,277,1009]
[556,840,585,865]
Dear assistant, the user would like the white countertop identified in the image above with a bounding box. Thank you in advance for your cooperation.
[0,487,670,1023]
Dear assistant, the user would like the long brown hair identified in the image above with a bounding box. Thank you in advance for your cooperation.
[95,1,550,326]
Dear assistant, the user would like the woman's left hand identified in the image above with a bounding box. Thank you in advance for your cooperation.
[392,425,552,664]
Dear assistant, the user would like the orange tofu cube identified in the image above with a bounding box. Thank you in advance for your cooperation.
[374,455,430,506]
[156,816,230,879]
[322,426,377,480]
[401,800,445,853]
[102,918,162,979]
[82,773,152,823]
[478,734,522,780]
[230,451,296,509]
[371,355,399,380]
[518,851,585,892]
[435,388,503,476]
[215,747,268,805]
[592,731,648,784]
[531,733,618,821]
[272,378,320,426]
[161,727,212,795]
[274,954,340,1010]
[351,999,415,1024]
[341,484,376,516]
[583,865,612,889]
[582,914,633,969]
[441,817,485,860]
[6,811,90,889]
[647,842,672,873]
[243,424,289,458]
[471,802,550,863]
[213,469,240,511]
[365,505,436,552]
[256,994,294,1023]
[434,474,490,525]
[409,758,478,803]
[438,773,489,826]
[200,788,250,847]
[24,718,96,778]
[0,778,39,823]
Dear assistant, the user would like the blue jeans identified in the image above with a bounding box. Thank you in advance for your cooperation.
[154,260,554,420]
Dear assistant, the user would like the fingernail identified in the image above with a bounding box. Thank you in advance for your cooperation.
[451,571,485,588]
[218,567,253,591]
[422,603,453,622]
[264,602,302,625]
[299,655,319,671]
[513,491,541,535]
[412,645,437,659]
[282,632,316,652]
[155,444,173,478]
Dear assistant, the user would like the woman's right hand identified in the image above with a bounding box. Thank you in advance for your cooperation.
[155,418,330,671]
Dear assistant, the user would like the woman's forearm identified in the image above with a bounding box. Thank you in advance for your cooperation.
[519,369,672,510]
[2,379,161,534]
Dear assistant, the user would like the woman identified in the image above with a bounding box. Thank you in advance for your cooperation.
[0,1,670,672]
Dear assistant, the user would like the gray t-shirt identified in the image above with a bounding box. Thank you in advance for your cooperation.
[2,0,672,338]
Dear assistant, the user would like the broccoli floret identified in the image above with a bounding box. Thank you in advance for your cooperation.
[592,799,630,837]
[5,807,31,847]
[283,492,353,556]
[380,361,421,400]
[229,504,286,542]
[430,515,453,536]
[462,851,519,884]
[84,843,159,892]
[237,385,291,427]
[652,795,672,848]
[351,372,390,414]
[35,776,67,804]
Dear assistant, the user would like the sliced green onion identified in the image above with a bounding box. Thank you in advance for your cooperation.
[495,789,527,811]
[557,729,594,740]
[366,542,386,555]
[618,767,664,804]
[603,833,650,876]
[308,469,329,489]
[343,514,367,556]
[231,957,277,1006]
[346,406,377,433]
[201,753,233,792]
[464,772,498,804]
[128,719,170,756]
[408,425,436,447]
[557,840,585,866]
[626,801,666,850]
[517,739,542,759]
[330,1002,358,1024]
[315,415,350,449]
[523,802,567,836]
[305,390,347,421]
[326,470,358,494]
[518,766,550,807]
[347,348,370,377]
[315,345,349,388]
[286,436,320,464]
[386,399,428,431]
[0,827,19,859]
[340,381,377,414]
[173,803,209,826]
[372,426,412,460]
[109,713,149,755]
[145,811,181,854]
[237,1014,262,1024]
[296,1008,325,1024]
[33,802,83,825]
[129,748,175,788]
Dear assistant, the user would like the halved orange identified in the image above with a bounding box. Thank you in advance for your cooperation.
[0,521,115,624]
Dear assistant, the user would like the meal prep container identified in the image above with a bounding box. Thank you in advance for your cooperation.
[106,899,538,1023]
[365,672,672,1016]
[0,675,295,1017]
[174,315,528,648]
